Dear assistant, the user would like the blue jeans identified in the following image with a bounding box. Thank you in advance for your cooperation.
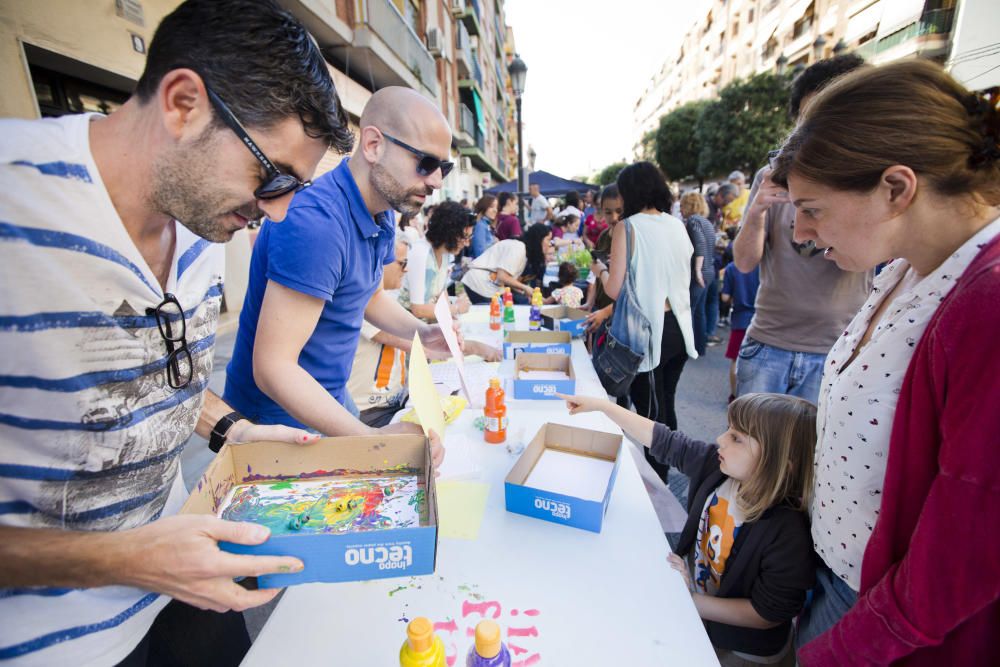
[735,336,826,404]
[796,562,858,650]
[689,283,708,355]
[705,278,720,338]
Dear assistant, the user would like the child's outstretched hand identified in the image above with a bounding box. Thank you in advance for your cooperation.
[556,393,603,415]
[667,553,693,592]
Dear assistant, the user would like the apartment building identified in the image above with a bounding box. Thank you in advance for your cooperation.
[0,0,518,202]
[632,0,961,158]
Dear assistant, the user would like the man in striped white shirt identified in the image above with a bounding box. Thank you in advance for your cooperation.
[0,1,355,664]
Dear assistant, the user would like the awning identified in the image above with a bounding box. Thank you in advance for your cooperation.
[846,1,883,43]
[777,0,813,35]
[876,0,924,38]
[471,89,486,135]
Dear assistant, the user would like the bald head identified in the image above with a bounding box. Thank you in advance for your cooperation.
[359,86,451,157]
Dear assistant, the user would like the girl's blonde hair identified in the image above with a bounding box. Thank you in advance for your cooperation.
[679,191,709,219]
[727,393,816,522]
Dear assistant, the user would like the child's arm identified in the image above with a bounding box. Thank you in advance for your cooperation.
[692,595,782,629]
[543,294,557,304]
[558,394,715,477]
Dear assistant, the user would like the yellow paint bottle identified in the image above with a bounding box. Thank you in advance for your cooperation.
[399,617,446,667]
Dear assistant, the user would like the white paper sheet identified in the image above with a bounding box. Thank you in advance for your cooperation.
[430,360,500,408]
[434,291,471,400]
[524,448,615,502]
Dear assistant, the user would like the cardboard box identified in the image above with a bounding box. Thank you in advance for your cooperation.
[180,435,438,588]
[502,330,573,360]
[540,306,589,337]
[504,423,622,533]
[511,352,576,400]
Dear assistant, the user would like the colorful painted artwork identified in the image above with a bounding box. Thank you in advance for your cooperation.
[217,476,424,536]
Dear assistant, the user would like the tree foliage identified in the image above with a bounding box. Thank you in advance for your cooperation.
[694,72,792,178]
[594,161,628,186]
[654,100,710,183]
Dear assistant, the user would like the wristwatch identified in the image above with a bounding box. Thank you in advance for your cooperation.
[209,411,245,453]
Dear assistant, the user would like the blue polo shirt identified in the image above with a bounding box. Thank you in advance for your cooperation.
[224,158,396,427]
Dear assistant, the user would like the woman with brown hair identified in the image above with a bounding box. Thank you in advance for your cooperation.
[470,194,498,258]
[768,60,1000,665]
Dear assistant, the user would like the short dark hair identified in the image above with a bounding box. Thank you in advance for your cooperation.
[565,191,580,208]
[599,183,620,203]
[135,0,353,153]
[789,54,867,118]
[716,183,739,199]
[426,201,475,251]
[558,261,579,286]
[497,191,515,210]
[617,162,673,218]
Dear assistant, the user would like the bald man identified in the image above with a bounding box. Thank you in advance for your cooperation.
[223,87,458,439]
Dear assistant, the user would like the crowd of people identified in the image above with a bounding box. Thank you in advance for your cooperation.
[1,0,998,665]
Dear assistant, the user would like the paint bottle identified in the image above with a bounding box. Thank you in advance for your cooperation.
[529,288,543,331]
[503,287,513,307]
[483,378,507,444]
[502,299,516,332]
[466,620,511,667]
[399,617,446,667]
[489,294,502,331]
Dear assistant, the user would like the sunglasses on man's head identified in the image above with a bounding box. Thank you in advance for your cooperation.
[380,131,455,178]
[204,86,311,200]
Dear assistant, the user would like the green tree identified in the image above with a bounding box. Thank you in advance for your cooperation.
[595,161,627,186]
[654,100,710,185]
[695,72,792,179]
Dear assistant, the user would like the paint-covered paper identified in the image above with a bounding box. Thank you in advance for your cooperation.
[217,476,423,536]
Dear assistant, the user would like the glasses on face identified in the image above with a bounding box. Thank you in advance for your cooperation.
[146,293,193,390]
[380,131,455,178]
[396,258,409,270]
[204,86,312,200]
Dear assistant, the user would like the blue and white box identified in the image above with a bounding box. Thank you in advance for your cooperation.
[511,352,576,400]
[180,435,438,588]
[540,306,589,337]
[502,330,573,360]
[504,423,622,533]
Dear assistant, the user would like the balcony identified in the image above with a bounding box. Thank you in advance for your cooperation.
[455,103,476,147]
[353,0,439,97]
[459,53,483,92]
[457,0,482,36]
[853,7,955,62]
[458,129,506,182]
[455,20,473,78]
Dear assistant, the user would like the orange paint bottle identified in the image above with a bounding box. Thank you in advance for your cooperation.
[489,294,502,331]
[483,378,507,444]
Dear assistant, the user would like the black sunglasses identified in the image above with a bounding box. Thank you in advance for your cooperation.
[380,131,454,178]
[146,293,194,390]
[204,86,312,200]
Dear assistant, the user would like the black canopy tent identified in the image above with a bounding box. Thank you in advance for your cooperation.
[485,170,599,198]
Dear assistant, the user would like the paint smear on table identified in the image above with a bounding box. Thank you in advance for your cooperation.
[217,476,423,536]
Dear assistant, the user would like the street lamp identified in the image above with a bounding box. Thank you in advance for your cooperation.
[508,54,528,226]
[775,53,788,75]
[812,35,827,61]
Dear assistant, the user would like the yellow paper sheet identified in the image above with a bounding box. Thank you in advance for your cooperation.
[407,333,446,438]
[436,481,490,540]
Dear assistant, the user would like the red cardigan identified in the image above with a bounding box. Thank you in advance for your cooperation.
[799,234,1000,665]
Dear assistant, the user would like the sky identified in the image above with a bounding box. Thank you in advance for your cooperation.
[504,0,706,180]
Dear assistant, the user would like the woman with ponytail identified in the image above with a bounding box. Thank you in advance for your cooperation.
[768,59,1000,666]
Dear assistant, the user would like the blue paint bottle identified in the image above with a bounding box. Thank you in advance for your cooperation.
[465,620,511,667]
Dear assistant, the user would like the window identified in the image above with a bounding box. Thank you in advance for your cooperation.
[29,65,129,118]
[748,8,755,22]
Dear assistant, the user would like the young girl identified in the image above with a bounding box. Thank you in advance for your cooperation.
[550,213,582,248]
[545,262,584,308]
[559,392,815,666]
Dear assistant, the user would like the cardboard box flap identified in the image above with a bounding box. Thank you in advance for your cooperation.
[515,353,575,379]
[505,330,572,346]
